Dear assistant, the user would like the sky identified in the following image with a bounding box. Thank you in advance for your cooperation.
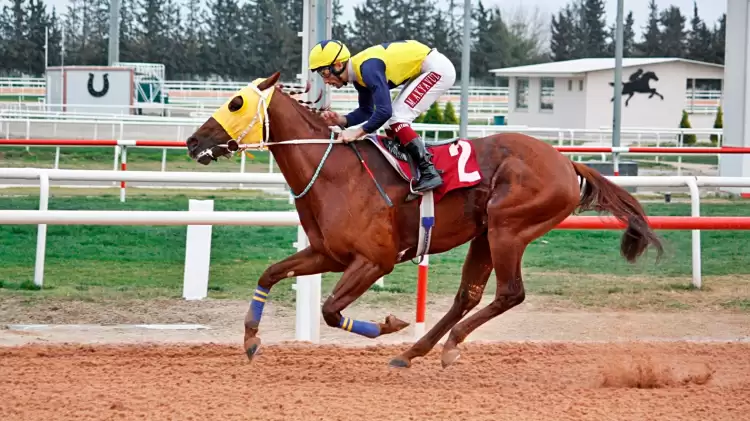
[42,0,727,35]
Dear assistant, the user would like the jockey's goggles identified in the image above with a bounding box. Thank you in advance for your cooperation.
[313,43,346,78]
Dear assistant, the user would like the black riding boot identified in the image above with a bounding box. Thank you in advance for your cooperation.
[404,136,443,192]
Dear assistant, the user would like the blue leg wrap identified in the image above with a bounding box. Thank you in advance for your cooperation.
[249,285,270,323]
[339,316,381,338]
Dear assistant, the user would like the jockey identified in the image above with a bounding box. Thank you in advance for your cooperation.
[307,39,457,193]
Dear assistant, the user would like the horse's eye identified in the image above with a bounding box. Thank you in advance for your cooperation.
[228,96,243,112]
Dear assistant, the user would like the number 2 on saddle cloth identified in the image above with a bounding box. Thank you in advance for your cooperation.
[370,135,483,203]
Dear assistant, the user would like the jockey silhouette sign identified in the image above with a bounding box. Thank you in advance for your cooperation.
[609,68,664,106]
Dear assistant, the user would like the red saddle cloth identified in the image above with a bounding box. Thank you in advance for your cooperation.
[367,135,483,203]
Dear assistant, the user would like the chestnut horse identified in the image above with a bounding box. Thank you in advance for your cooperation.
[186,72,663,368]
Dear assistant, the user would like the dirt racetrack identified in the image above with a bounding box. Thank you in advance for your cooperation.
[1,341,749,421]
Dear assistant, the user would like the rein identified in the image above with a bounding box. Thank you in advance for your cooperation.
[213,83,390,205]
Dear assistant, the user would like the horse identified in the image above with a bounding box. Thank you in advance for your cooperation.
[610,70,664,106]
[186,71,664,369]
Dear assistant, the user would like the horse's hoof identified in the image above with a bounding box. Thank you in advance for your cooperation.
[383,315,410,334]
[388,356,411,368]
[244,336,262,362]
[441,348,461,369]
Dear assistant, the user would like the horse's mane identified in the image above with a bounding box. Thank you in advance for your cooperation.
[274,82,335,136]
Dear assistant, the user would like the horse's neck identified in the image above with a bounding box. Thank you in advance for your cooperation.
[267,103,335,198]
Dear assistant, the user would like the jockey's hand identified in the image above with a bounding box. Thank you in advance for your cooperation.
[320,110,346,127]
[339,127,365,144]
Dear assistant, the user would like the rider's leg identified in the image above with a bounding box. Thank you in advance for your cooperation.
[388,49,457,193]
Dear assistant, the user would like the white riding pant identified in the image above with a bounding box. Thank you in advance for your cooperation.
[387,49,457,126]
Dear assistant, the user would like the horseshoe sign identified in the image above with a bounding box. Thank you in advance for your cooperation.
[87,73,110,97]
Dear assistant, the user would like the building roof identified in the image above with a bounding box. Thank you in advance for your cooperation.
[488,57,724,77]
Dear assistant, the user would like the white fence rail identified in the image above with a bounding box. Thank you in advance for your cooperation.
[0,113,725,146]
[1,168,750,342]
[0,76,724,118]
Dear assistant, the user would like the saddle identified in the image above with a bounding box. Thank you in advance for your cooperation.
[365,134,454,187]
[360,133,483,263]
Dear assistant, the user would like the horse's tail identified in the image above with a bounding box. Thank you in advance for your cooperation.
[571,161,664,263]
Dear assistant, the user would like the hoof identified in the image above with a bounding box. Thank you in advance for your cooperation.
[244,336,262,362]
[441,348,461,369]
[388,356,411,369]
[382,315,410,335]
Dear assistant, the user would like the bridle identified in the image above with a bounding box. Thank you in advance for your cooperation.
[196,82,346,199]
[195,81,393,205]
[196,82,344,163]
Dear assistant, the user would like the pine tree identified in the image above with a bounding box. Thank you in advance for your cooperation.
[686,1,710,61]
[659,6,687,57]
[332,0,348,43]
[443,101,458,124]
[679,110,696,145]
[710,106,723,145]
[709,14,726,64]
[636,0,661,57]
[423,101,443,124]
[347,0,399,52]
[606,11,635,57]
[579,0,608,57]
[550,6,575,61]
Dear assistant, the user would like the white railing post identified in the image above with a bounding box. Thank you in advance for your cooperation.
[686,177,702,289]
[33,173,49,288]
[119,146,127,202]
[294,225,321,343]
[182,199,214,300]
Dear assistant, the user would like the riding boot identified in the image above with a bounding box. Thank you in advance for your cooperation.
[403,136,443,192]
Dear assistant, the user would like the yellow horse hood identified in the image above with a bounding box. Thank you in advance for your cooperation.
[211,78,276,144]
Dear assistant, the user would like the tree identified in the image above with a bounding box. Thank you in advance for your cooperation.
[606,11,635,57]
[422,101,443,138]
[331,0,348,43]
[578,0,608,57]
[679,110,696,145]
[443,101,458,124]
[636,0,661,57]
[709,13,726,64]
[659,5,687,57]
[347,0,399,52]
[686,1,712,62]
[710,106,723,145]
[549,6,576,61]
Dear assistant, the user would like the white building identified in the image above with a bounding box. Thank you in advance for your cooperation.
[488,58,724,130]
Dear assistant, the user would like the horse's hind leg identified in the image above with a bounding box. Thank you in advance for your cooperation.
[440,229,528,368]
[389,232,494,368]
[320,255,410,338]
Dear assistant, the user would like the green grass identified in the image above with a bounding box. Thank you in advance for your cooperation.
[1,192,749,310]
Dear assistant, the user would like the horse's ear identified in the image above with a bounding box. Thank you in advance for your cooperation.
[257,72,281,91]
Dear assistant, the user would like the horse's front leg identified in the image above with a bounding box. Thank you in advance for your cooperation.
[321,255,409,339]
[244,246,344,361]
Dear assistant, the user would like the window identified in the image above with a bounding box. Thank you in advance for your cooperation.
[540,78,554,111]
[579,80,584,91]
[515,77,529,110]
[568,80,573,91]
[693,78,722,91]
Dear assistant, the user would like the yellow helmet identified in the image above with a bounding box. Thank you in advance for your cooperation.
[308,40,351,71]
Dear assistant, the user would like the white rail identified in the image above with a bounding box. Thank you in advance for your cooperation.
[0,114,724,146]
[0,76,723,117]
